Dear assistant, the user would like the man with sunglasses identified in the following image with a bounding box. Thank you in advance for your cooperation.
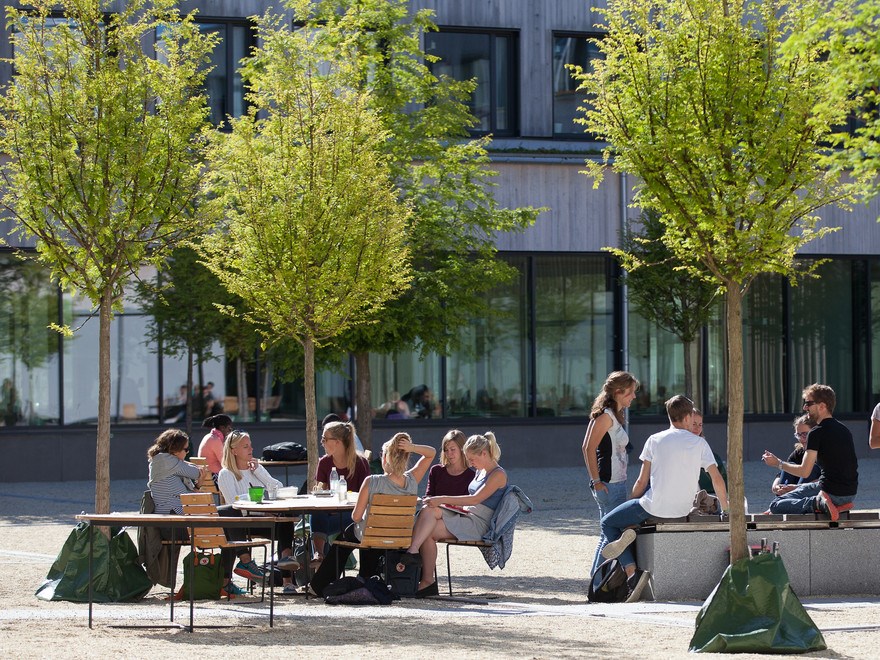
[762,383,858,520]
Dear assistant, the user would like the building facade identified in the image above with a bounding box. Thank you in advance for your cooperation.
[1,0,879,481]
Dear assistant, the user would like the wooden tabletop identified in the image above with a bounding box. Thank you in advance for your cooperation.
[232,495,355,513]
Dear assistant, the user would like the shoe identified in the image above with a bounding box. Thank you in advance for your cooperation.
[282,583,298,595]
[601,528,637,560]
[415,581,439,598]
[223,582,246,597]
[818,491,840,522]
[234,560,266,583]
[625,569,650,603]
[277,556,301,571]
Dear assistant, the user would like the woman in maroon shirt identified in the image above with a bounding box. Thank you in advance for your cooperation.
[425,429,475,497]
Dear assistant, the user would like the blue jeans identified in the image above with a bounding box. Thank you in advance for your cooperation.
[591,480,628,575]
[600,498,652,570]
[768,481,856,515]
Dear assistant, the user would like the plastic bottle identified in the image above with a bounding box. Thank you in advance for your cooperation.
[329,467,339,494]
[338,475,347,502]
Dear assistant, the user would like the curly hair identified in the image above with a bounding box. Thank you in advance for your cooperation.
[147,429,189,459]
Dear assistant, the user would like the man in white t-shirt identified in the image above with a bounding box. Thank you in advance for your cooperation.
[597,395,729,602]
[870,402,880,450]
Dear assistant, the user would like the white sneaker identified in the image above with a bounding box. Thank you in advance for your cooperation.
[282,583,298,595]
[625,569,651,602]
[601,528,637,560]
[277,556,300,570]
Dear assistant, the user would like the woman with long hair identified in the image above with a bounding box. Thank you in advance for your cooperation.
[581,371,639,576]
[309,433,435,596]
[425,429,475,497]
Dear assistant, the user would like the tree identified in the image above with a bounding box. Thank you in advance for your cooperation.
[610,211,718,403]
[201,5,412,489]
[575,0,858,563]
[303,0,540,451]
[0,0,217,513]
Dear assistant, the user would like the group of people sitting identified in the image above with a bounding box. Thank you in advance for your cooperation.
[147,412,509,598]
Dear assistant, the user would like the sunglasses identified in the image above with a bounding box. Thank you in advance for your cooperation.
[802,401,817,407]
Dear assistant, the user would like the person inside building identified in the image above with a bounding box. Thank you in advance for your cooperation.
[308,433,435,597]
[425,429,475,497]
[769,414,820,497]
[197,413,233,476]
[599,395,728,602]
[763,383,858,520]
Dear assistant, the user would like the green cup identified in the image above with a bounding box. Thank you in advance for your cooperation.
[248,486,265,503]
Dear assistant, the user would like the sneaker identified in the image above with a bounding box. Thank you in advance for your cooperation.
[234,559,266,583]
[282,583,298,595]
[601,528,637,560]
[223,582,246,597]
[818,491,840,522]
[625,569,650,603]
[277,556,301,571]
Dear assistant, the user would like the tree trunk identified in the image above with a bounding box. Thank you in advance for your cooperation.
[185,347,193,440]
[726,285,748,563]
[237,356,248,422]
[95,290,113,518]
[354,351,373,454]
[683,338,694,400]
[304,337,318,493]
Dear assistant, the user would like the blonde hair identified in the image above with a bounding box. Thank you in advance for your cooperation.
[440,429,467,469]
[590,371,639,424]
[323,421,357,475]
[463,431,501,462]
[382,432,410,476]
[222,429,250,481]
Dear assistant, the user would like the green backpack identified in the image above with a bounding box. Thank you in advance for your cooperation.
[181,551,224,600]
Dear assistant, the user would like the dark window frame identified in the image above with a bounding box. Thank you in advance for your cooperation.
[551,31,605,139]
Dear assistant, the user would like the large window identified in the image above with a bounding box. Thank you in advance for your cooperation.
[191,20,254,126]
[425,29,518,136]
[552,33,602,137]
[743,275,785,414]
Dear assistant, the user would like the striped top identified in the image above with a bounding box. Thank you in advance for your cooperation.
[148,452,201,514]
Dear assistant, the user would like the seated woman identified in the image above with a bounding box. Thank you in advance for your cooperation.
[309,433,435,597]
[404,431,507,597]
[311,421,371,561]
[147,428,243,596]
[217,430,300,595]
[771,414,821,497]
[425,429,475,497]
[197,413,232,476]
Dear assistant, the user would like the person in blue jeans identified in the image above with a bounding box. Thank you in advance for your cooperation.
[763,383,858,520]
[599,395,728,602]
[582,371,639,576]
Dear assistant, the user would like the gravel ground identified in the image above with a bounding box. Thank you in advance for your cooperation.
[2,460,880,659]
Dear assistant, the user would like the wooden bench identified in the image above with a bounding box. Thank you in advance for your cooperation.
[634,510,880,600]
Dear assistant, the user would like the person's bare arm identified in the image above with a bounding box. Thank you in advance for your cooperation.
[631,460,650,499]
[707,464,729,511]
[870,417,880,449]
[582,414,612,493]
[764,448,817,479]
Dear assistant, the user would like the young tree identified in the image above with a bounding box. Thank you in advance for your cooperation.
[575,0,858,562]
[610,211,718,403]
[0,0,217,513]
[304,0,540,451]
[201,6,412,488]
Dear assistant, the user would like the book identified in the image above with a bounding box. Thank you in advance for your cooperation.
[439,503,470,515]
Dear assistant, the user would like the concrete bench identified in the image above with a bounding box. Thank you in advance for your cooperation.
[634,511,880,600]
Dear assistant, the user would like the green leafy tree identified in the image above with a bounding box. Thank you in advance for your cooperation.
[201,5,413,487]
[575,0,858,562]
[611,211,718,402]
[0,0,217,513]
[303,0,541,451]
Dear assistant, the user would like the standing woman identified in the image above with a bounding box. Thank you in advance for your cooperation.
[198,413,233,475]
[582,371,639,576]
[425,429,475,497]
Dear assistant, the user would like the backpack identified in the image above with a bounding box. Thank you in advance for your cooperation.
[588,557,629,603]
[181,551,224,600]
[262,441,307,462]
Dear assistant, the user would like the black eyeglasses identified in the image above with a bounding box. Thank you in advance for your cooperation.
[794,431,809,439]
[802,400,817,407]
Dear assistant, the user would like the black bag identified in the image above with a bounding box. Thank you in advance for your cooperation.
[181,551,224,600]
[588,557,629,603]
[381,550,421,597]
[262,441,307,462]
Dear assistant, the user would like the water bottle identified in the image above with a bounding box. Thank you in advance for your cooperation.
[329,467,339,494]
[338,475,347,502]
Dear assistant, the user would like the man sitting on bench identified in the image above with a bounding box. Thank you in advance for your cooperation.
[598,395,728,602]
[762,383,858,521]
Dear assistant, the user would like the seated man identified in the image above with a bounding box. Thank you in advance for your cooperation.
[599,395,728,602]
[762,383,858,520]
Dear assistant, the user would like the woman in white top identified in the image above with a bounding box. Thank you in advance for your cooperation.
[218,430,299,594]
[582,371,639,576]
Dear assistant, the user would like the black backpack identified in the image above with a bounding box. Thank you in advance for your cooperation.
[262,441,307,461]
[588,557,629,603]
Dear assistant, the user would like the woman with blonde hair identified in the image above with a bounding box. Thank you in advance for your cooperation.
[425,429,475,497]
[581,371,639,575]
[404,431,507,597]
[308,432,435,596]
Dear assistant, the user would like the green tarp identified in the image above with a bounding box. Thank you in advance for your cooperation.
[690,551,826,653]
[35,521,153,603]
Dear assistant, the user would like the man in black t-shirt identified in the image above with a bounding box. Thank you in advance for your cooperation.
[762,383,858,520]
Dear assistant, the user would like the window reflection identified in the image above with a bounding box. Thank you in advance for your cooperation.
[552,34,602,136]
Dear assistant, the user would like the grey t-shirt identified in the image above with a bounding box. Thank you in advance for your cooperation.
[354,471,417,540]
